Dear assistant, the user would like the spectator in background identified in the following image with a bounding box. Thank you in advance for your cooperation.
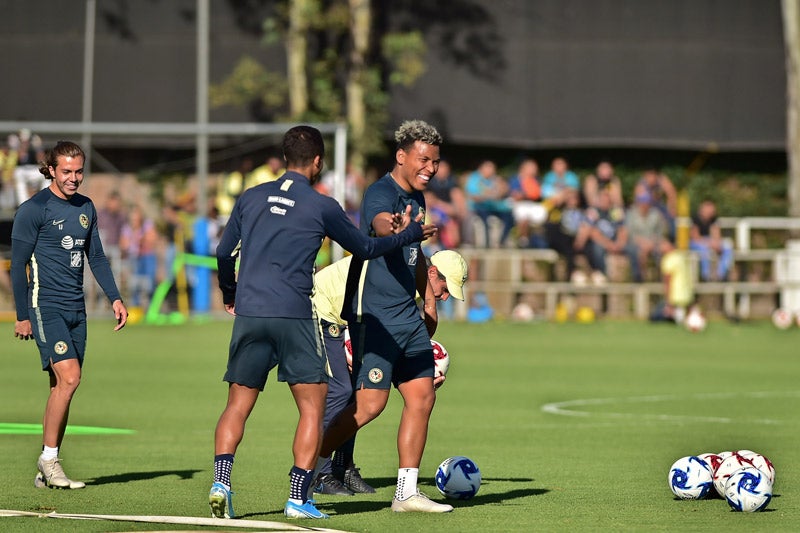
[246,153,285,189]
[544,187,591,283]
[541,157,580,236]
[216,157,253,221]
[583,189,628,285]
[317,163,366,226]
[509,158,547,248]
[637,167,677,240]
[624,190,673,282]
[120,205,159,308]
[464,160,514,247]
[424,160,468,249]
[9,129,46,205]
[97,191,126,257]
[690,199,733,281]
[583,160,624,212]
[0,140,18,209]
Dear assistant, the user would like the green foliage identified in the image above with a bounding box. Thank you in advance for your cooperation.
[2,320,799,531]
[208,56,287,110]
[382,31,427,87]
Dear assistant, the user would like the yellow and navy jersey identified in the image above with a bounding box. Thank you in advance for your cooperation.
[344,174,425,326]
[216,171,423,319]
[312,255,352,325]
[10,188,120,320]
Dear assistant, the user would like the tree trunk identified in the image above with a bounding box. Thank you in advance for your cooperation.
[783,0,800,218]
[287,0,310,118]
[347,0,370,174]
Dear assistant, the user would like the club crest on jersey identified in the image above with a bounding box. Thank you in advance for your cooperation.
[79,214,89,229]
[70,251,83,267]
[408,247,418,266]
[328,324,340,337]
[418,206,425,220]
[54,341,68,355]
[368,368,384,384]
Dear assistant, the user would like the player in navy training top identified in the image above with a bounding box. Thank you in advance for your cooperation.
[208,125,436,520]
[10,141,127,490]
[317,120,455,513]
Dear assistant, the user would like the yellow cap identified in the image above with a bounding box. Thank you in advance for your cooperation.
[430,250,468,300]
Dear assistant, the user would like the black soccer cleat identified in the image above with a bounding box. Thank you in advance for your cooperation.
[335,465,376,494]
[313,473,354,496]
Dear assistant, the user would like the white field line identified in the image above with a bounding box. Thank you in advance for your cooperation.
[0,509,350,532]
[540,390,800,425]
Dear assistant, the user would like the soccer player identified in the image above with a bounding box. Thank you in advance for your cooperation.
[209,125,435,520]
[10,141,128,490]
[312,250,468,496]
[317,119,456,513]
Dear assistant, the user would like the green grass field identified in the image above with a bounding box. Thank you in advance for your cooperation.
[1,318,798,532]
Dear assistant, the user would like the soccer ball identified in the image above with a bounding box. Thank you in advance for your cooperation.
[668,456,713,499]
[431,339,450,378]
[772,308,793,330]
[697,453,723,474]
[684,308,707,332]
[737,451,775,484]
[343,327,353,370]
[435,456,481,500]
[713,453,755,497]
[511,302,535,322]
[724,466,773,512]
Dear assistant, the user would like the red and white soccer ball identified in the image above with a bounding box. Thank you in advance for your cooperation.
[697,453,723,475]
[343,327,353,370]
[713,452,756,497]
[432,339,450,378]
[684,307,707,332]
[737,451,776,484]
[772,308,793,330]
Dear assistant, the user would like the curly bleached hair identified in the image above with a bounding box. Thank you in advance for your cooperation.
[394,120,442,152]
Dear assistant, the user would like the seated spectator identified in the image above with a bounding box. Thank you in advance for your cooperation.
[583,159,624,212]
[637,167,677,240]
[581,189,628,285]
[509,158,547,248]
[464,160,514,247]
[544,187,589,283]
[690,199,733,281]
[423,160,467,249]
[624,189,673,282]
[541,157,580,228]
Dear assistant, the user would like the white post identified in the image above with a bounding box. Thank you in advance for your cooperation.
[81,0,96,171]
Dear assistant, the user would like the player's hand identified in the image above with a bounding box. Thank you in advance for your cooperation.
[421,223,438,240]
[434,374,446,390]
[14,320,33,340]
[112,300,128,331]
[225,303,236,316]
[389,211,405,234]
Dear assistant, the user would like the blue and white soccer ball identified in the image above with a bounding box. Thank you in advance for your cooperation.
[668,456,713,499]
[435,456,481,500]
[724,466,773,512]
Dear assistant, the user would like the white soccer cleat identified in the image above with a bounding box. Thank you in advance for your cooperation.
[391,490,453,513]
[36,457,86,489]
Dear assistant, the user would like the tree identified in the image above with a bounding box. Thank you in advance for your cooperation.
[211,0,502,173]
[783,0,800,218]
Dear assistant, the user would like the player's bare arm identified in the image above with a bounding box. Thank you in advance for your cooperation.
[376,205,437,239]
[415,256,438,337]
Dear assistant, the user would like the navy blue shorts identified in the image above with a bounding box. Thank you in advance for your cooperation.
[29,307,87,371]
[224,316,330,389]
[350,317,434,390]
